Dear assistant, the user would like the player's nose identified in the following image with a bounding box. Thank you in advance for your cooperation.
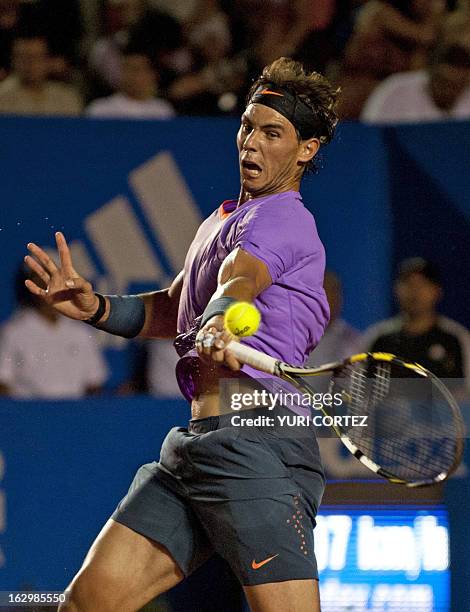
[243,128,260,151]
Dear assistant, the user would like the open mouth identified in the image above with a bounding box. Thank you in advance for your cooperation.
[241,160,262,178]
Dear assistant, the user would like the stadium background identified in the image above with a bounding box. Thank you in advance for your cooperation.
[0,117,469,611]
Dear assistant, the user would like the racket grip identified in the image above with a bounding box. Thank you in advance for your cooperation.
[226,341,278,375]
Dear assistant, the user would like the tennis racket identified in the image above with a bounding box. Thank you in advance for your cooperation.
[226,342,465,487]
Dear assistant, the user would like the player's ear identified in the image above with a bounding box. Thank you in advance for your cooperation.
[298,137,320,164]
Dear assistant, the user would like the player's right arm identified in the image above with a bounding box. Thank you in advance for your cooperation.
[25,232,183,339]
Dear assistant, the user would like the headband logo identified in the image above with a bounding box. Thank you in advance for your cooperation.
[259,89,284,97]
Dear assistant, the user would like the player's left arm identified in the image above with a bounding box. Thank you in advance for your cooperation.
[196,247,271,370]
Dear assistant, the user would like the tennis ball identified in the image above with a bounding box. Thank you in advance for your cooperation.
[224,302,261,337]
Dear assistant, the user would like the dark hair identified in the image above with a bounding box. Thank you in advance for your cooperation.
[13,28,49,47]
[397,257,442,286]
[382,0,418,20]
[247,57,339,174]
[121,40,152,61]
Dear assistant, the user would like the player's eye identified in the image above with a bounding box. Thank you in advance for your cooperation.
[267,131,279,138]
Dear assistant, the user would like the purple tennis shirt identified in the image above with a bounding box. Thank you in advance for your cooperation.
[175,190,329,401]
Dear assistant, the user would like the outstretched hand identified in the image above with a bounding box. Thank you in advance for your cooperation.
[24,231,99,321]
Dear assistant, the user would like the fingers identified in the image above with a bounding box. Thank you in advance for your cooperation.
[195,327,241,370]
[196,327,219,356]
[55,231,76,277]
[223,349,242,371]
[25,278,48,298]
[26,242,58,276]
[63,276,93,294]
[24,254,51,285]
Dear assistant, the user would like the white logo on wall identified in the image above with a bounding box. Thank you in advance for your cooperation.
[46,152,203,348]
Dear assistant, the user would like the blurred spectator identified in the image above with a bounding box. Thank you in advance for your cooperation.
[88,1,185,98]
[0,0,20,81]
[337,0,446,119]
[17,0,84,82]
[0,33,82,115]
[293,1,350,75]
[361,258,470,395]
[88,0,147,93]
[0,0,83,84]
[126,5,186,90]
[307,271,360,366]
[362,11,470,122]
[239,1,309,86]
[0,267,108,399]
[86,46,175,119]
[146,341,182,397]
[151,0,199,24]
[168,2,245,115]
[119,339,181,398]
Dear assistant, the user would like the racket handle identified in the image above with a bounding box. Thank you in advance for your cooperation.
[226,341,278,375]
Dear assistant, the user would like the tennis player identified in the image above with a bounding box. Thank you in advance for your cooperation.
[25,57,338,611]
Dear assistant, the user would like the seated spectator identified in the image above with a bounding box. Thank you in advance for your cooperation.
[293,0,348,75]
[16,0,84,83]
[86,46,175,119]
[361,11,470,122]
[0,33,82,115]
[88,1,184,98]
[307,270,360,366]
[0,267,108,399]
[88,0,148,93]
[361,258,470,396]
[337,0,446,119]
[168,6,245,115]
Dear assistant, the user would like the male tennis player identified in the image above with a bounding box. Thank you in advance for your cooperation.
[25,57,338,611]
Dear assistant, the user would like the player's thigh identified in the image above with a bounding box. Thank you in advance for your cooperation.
[61,458,212,612]
[61,519,183,612]
[244,578,320,612]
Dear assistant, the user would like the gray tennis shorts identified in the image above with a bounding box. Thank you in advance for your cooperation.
[112,407,325,586]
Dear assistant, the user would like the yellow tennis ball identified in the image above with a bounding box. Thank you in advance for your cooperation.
[224,302,261,337]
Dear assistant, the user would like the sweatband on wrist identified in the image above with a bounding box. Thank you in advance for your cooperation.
[93,295,146,338]
[85,293,107,325]
[200,297,237,329]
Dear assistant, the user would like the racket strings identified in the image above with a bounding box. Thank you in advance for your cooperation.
[327,358,462,482]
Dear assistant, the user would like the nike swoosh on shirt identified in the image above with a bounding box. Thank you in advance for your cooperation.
[251,554,279,569]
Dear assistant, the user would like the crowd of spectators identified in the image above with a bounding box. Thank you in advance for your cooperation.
[0,0,469,121]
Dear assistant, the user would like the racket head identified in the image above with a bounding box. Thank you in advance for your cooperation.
[279,352,465,487]
[323,352,465,486]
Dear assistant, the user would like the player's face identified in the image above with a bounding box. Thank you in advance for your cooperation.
[395,273,441,316]
[237,103,316,198]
